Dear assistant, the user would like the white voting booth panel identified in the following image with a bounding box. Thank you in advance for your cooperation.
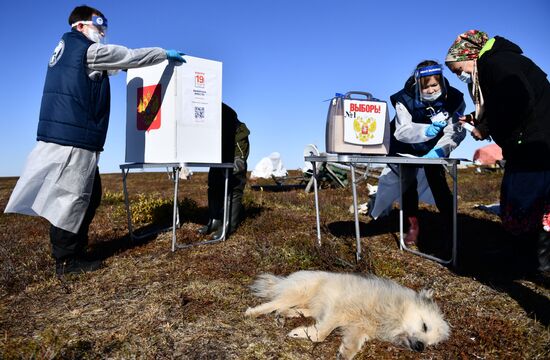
[125,57,222,163]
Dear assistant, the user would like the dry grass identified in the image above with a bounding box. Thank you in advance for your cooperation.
[0,168,549,359]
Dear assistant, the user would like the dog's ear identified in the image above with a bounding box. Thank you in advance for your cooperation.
[419,289,434,300]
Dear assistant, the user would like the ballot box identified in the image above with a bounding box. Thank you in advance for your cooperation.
[325,91,390,154]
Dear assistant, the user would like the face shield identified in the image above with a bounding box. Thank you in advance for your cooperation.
[72,15,108,44]
[414,64,446,104]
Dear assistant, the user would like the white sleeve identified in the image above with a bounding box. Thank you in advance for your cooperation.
[86,43,167,71]
[393,102,434,144]
[432,101,467,157]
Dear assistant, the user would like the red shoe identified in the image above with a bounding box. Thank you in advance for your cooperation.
[404,216,419,246]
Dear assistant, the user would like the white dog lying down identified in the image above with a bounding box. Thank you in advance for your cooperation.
[245,270,450,360]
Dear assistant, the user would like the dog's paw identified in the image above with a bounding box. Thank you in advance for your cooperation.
[244,307,257,317]
[338,344,358,360]
[288,326,320,341]
[288,326,308,339]
[337,349,354,360]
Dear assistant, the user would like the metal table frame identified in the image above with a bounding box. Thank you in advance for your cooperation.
[305,154,461,267]
[120,162,233,251]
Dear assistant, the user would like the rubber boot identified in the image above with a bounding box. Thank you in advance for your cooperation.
[212,195,244,241]
[55,256,103,276]
[537,230,550,273]
[404,216,419,246]
[197,220,212,235]
[197,219,222,235]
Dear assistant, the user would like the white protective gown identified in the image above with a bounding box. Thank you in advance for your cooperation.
[4,43,167,232]
[370,100,466,219]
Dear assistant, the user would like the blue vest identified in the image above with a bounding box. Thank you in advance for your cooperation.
[37,29,110,151]
[389,78,463,156]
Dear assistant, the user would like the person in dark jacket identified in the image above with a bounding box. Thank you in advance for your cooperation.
[446,30,550,273]
[386,60,465,247]
[4,5,185,276]
[198,103,250,240]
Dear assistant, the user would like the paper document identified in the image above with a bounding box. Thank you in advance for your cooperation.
[396,153,419,158]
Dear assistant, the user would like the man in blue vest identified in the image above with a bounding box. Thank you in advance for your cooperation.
[5,5,185,276]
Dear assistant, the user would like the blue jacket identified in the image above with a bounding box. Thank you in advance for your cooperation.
[37,29,110,151]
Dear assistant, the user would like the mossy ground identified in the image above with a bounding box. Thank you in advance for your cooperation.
[1,169,548,359]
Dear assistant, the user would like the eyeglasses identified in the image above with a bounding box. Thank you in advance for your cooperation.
[71,15,108,33]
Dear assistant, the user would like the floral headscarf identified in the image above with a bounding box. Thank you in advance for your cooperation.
[445,30,489,62]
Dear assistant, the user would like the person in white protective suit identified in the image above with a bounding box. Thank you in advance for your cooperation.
[4,5,186,276]
[374,60,466,247]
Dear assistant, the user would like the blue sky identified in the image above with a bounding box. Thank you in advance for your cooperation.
[1,0,549,176]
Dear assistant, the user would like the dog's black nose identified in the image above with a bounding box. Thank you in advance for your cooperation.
[411,340,425,352]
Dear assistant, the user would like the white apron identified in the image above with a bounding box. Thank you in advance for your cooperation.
[4,141,98,233]
[371,164,435,219]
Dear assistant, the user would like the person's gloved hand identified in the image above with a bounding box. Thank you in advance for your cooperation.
[165,50,186,63]
[430,111,448,123]
[425,121,446,137]
[422,147,446,158]
[233,156,246,173]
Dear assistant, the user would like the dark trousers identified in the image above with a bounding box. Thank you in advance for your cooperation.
[50,167,102,261]
[207,166,247,221]
[401,164,452,222]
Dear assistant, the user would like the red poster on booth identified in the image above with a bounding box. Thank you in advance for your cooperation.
[136,84,162,131]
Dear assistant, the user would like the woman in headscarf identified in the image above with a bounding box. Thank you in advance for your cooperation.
[445,30,550,273]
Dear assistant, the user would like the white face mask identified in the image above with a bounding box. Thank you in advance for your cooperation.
[458,71,472,83]
[84,27,103,43]
[421,90,442,102]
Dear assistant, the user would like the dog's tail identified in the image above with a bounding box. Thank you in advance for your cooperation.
[250,273,284,299]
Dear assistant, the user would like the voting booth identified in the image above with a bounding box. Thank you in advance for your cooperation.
[125,56,223,163]
[122,56,232,251]
[325,91,390,155]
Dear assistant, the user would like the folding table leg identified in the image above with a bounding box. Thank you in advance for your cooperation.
[219,167,230,241]
[399,164,404,249]
[350,163,361,262]
[399,163,454,265]
[451,162,458,267]
[171,167,180,252]
[174,166,230,249]
[312,161,322,246]
[121,168,135,240]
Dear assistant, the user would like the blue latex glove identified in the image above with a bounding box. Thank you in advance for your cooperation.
[425,120,446,137]
[422,147,446,158]
[165,50,186,63]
